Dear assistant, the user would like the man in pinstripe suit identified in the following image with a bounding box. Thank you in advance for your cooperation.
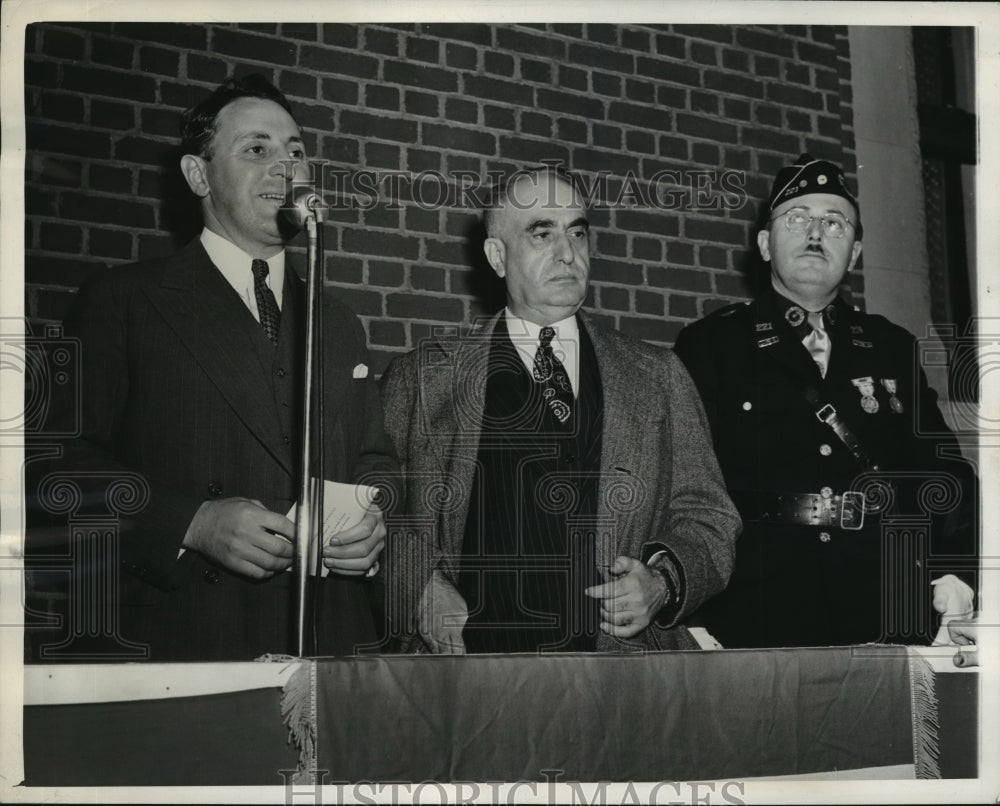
[33,75,397,661]
[381,168,740,654]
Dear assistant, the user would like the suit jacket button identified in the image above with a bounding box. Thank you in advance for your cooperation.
[208,482,223,498]
[277,367,286,378]
[204,568,221,584]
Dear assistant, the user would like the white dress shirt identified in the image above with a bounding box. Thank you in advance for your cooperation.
[200,228,286,316]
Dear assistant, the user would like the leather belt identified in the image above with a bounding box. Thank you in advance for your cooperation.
[734,489,874,530]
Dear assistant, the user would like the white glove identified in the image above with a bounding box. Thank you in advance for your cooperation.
[930,574,975,646]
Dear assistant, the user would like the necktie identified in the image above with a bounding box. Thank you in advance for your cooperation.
[532,326,574,424]
[802,310,831,378]
[251,259,280,344]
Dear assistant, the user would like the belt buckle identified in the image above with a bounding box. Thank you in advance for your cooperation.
[816,403,837,424]
[840,491,865,530]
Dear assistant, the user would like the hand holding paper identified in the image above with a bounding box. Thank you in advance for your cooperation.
[287,481,384,578]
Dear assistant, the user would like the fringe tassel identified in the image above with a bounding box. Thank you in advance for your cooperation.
[279,658,318,784]
[907,647,941,779]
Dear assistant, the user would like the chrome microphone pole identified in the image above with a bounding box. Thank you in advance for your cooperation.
[293,194,325,658]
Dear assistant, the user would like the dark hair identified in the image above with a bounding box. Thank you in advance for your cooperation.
[180,73,295,159]
[483,166,586,237]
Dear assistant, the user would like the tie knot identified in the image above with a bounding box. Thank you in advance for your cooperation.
[251,259,269,281]
[807,311,825,331]
[539,326,556,348]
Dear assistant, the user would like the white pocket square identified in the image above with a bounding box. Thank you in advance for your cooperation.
[352,363,368,379]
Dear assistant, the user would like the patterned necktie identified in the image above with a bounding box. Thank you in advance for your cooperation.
[251,259,280,344]
[532,326,574,424]
[802,310,831,378]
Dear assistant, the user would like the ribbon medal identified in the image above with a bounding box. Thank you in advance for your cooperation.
[851,376,879,414]
[881,378,903,413]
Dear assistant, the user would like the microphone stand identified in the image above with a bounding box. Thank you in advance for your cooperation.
[294,203,325,658]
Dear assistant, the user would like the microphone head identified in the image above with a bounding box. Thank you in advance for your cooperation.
[280,186,325,229]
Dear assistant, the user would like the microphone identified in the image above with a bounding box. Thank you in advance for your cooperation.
[281,186,326,229]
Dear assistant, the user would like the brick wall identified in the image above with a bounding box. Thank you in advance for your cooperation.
[24,22,859,373]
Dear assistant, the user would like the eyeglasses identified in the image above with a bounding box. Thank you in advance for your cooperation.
[771,208,856,239]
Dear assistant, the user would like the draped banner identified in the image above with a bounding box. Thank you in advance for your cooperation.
[285,646,939,783]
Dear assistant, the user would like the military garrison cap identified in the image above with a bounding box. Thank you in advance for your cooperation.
[767,153,861,218]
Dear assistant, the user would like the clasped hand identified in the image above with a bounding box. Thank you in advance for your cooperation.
[183,497,385,579]
[584,556,667,638]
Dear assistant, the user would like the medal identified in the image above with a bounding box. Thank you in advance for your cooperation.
[881,378,903,413]
[851,376,879,414]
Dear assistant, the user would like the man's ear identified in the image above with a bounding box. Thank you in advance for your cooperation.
[756,230,771,262]
[846,240,862,272]
[483,237,506,278]
[180,154,210,198]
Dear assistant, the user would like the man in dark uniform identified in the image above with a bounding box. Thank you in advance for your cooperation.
[674,153,977,648]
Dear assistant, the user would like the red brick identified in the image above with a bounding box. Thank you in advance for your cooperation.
[387,293,464,322]
[331,287,383,317]
[362,205,401,230]
[91,36,134,69]
[521,59,552,84]
[615,208,678,236]
[625,130,656,155]
[282,23,319,42]
[608,101,671,132]
[407,36,440,64]
[418,23,492,47]
[326,256,363,285]
[89,228,133,259]
[342,228,419,260]
[369,320,407,348]
[424,123,496,156]
[647,265,711,292]
[39,222,83,254]
[667,241,696,266]
[568,42,633,73]
[368,261,405,287]
[767,83,824,111]
[669,293,699,319]
[341,111,417,143]
[114,22,207,50]
[405,90,439,117]
[715,273,752,297]
[42,27,86,60]
[363,27,398,55]
[411,266,448,292]
[684,216,748,246]
[384,60,458,92]
[301,45,377,79]
[655,33,686,59]
[622,28,651,52]
[736,27,795,58]
[537,88,604,119]
[497,27,566,59]
[25,58,59,88]
[31,124,112,160]
[559,65,588,93]
[590,260,643,285]
[426,239,467,266]
[323,24,358,49]
[141,108,183,137]
[593,124,622,150]
[446,98,478,125]
[463,75,534,108]
[405,206,440,234]
[636,290,665,316]
[797,40,837,65]
[485,51,515,76]
[635,57,700,87]
[632,236,662,261]
[89,164,133,194]
[703,69,764,99]
[598,285,629,311]
[407,148,441,174]
[446,43,478,70]
[62,66,157,102]
[188,53,227,83]
[213,28,297,66]
[39,92,85,124]
[558,118,587,144]
[139,46,178,76]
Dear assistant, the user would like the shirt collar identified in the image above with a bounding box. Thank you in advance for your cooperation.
[200,228,286,307]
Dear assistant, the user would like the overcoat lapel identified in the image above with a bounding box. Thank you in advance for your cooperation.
[144,240,293,476]
[581,312,642,574]
[420,318,493,558]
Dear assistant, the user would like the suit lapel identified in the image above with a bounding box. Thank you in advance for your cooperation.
[144,240,293,476]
